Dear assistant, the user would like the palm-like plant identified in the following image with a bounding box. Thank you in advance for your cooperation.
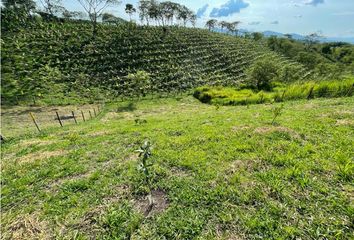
[206,19,218,31]
[125,3,136,21]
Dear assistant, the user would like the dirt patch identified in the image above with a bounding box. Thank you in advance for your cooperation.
[226,160,256,173]
[123,153,139,162]
[335,119,354,126]
[133,190,169,217]
[336,110,354,115]
[170,167,192,178]
[87,130,111,137]
[100,112,120,122]
[231,125,250,132]
[71,205,105,238]
[15,150,68,164]
[6,213,52,240]
[301,103,316,110]
[254,126,301,139]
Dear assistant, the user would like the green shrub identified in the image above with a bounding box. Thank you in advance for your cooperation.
[126,70,151,98]
[246,58,279,91]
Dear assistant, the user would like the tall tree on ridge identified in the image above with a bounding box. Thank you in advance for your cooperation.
[138,0,150,25]
[125,3,136,21]
[39,0,65,16]
[206,19,218,31]
[77,0,121,38]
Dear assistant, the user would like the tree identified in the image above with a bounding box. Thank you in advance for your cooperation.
[159,1,177,25]
[252,32,263,41]
[39,0,65,16]
[176,5,190,26]
[219,21,228,31]
[102,12,124,25]
[125,3,136,21]
[305,32,322,50]
[146,0,160,25]
[77,0,121,37]
[247,58,279,91]
[2,0,36,14]
[138,0,150,25]
[62,10,84,20]
[226,21,240,35]
[1,0,36,31]
[206,19,217,31]
[189,11,196,27]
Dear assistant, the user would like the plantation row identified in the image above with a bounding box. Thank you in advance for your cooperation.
[2,22,312,103]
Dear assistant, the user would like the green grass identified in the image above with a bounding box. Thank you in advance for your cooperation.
[1,96,353,239]
[194,79,354,106]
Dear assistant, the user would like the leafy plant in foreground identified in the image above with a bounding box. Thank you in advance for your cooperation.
[136,141,154,207]
[270,104,284,125]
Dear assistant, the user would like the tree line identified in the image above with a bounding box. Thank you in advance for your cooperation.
[1,0,197,35]
[205,19,241,35]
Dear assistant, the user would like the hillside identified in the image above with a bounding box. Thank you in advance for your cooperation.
[1,22,312,104]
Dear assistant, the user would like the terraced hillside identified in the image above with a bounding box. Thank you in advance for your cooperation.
[2,22,311,103]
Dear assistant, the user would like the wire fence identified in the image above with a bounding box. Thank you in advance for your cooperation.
[1,104,103,138]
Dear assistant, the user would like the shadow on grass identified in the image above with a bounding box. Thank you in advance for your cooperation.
[116,102,137,112]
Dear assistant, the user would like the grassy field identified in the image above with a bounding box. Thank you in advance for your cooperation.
[1,96,353,239]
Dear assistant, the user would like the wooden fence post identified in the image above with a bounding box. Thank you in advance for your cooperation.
[89,110,93,119]
[29,112,41,132]
[72,111,77,124]
[81,110,86,122]
[55,111,63,127]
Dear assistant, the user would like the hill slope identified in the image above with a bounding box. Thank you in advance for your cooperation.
[1,22,311,104]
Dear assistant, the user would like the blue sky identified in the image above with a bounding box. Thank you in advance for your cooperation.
[45,0,354,37]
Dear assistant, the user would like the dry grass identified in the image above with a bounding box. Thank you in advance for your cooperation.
[16,150,68,164]
[5,213,52,240]
[16,139,56,148]
[254,126,302,139]
[335,119,354,126]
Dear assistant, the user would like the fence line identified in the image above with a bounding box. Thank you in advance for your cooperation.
[28,105,103,133]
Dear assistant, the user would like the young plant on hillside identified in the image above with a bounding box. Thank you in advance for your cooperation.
[271,104,284,126]
[136,141,154,206]
[127,71,151,99]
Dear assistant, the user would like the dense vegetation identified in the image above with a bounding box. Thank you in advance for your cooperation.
[2,1,353,106]
[194,79,354,106]
[266,35,354,77]
[1,20,313,105]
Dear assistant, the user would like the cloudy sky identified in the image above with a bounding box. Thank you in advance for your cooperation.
[55,0,354,37]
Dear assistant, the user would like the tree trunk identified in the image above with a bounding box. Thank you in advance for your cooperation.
[92,13,98,38]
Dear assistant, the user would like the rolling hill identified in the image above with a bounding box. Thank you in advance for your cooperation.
[1,21,312,104]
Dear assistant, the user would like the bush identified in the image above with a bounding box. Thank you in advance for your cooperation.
[126,71,151,98]
[247,58,279,91]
